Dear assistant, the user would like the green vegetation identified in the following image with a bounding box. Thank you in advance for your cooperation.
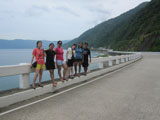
[64,0,160,51]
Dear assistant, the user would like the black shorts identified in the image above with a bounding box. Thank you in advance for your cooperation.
[45,62,55,70]
[82,62,89,68]
[75,59,82,62]
[67,59,74,67]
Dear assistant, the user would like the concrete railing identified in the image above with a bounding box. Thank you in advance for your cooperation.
[0,52,142,108]
[0,53,140,89]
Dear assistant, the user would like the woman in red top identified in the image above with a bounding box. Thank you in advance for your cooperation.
[55,41,67,82]
[30,41,45,89]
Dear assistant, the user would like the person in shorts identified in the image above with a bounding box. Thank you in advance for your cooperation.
[45,43,57,87]
[30,41,45,89]
[66,44,76,79]
[82,43,91,75]
[74,42,83,77]
[55,41,67,82]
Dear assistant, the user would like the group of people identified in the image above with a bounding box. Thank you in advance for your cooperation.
[30,40,91,89]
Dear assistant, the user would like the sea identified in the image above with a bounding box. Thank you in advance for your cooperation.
[0,49,101,91]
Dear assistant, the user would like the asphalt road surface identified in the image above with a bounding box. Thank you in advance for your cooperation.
[1,53,160,120]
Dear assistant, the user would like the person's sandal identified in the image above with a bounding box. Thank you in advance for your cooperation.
[32,85,36,89]
[38,84,44,87]
[68,75,71,79]
[83,73,87,76]
[53,82,57,87]
[78,74,80,77]
[60,79,64,83]
[71,76,74,79]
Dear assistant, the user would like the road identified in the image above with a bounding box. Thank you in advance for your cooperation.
[1,53,160,120]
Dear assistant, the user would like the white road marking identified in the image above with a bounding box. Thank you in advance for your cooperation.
[0,62,137,116]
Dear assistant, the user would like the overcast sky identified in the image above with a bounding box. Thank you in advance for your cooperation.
[0,0,150,41]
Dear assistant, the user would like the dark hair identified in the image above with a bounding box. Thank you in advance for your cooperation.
[57,40,62,44]
[78,42,83,48]
[85,42,88,46]
[72,44,76,47]
[36,41,42,47]
[79,42,83,45]
[49,43,54,47]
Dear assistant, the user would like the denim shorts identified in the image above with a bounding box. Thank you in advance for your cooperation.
[56,60,65,66]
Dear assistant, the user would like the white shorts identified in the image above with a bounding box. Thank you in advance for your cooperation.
[56,60,65,66]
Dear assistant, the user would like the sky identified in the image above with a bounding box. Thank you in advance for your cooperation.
[0,0,150,41]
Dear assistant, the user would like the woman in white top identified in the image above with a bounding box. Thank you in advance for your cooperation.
[66,44,76,79]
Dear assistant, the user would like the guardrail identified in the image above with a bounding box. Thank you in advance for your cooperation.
[0,52,142,108]
[0,52,142,89]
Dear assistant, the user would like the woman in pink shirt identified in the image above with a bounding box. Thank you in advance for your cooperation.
[55,41,67,82]
[30,41,45,89]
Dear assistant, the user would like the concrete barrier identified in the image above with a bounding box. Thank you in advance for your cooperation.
[0,52,142,108]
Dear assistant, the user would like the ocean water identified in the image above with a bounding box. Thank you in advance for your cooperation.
[0,49,100,91]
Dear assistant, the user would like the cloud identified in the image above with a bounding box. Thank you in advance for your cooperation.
[0,10,16,20]
[0,0,151,40]
[54,6,80,17]
[24,5,50,17]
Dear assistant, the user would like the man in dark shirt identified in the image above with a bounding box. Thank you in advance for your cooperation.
[82,43,91,75]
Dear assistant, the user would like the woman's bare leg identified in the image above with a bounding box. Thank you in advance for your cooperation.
[32,69,39,87]
[71,67,74,77]
[68,67,71,77]
[84,67,88,75]
[62,63,67,79]
[74,62,78,75]
[78,62,82,77]
[50,69,56,86]
[39,69,43,85]
[49,69,54,81]
[57,66,62,80]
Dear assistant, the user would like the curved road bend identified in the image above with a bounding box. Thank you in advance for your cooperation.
[1,53,160,120]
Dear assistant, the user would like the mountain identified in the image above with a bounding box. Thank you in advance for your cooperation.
[0,39,70,49]
[64,0,160,51]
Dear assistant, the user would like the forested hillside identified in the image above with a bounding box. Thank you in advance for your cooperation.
[64,0,160,51]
